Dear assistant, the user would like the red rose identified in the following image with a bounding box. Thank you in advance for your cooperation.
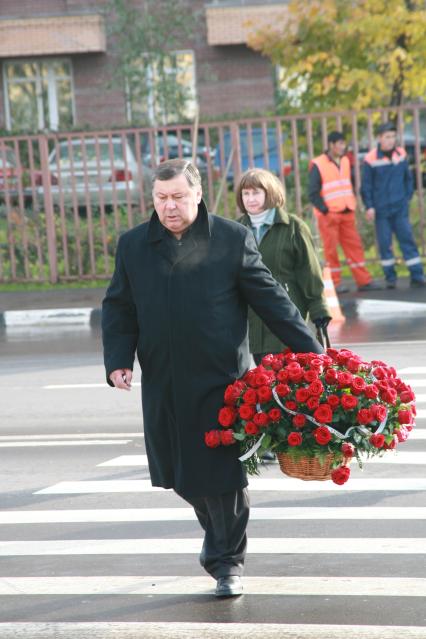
[400,389,415,403]
[313,404,333,424]
[313,425,332,445]
[372,404,387,423]
[244,370,258,388]
[288,369,304,383]
[341,394,358,410]
[287,431,303,446]
[309,357,323,369]
[285,400,297,411]
[261,354,274,367]
[370,433,385,448]
[275,383,291,397]
[253,412,270,427]
[243,389,258,405]
[238,404,256,420]
[287,362,302,372]
[331,465,351,485]
[327,394,340,409]
[224,382,244,405]
[257,385,273,403]
[245,421,260,435]
[218,406,237,428]
[351,376,367,395]
[308,380,324,396]
[357,408,374,425]
[398,409,412,424]
[394,427,409,442]
[255,373,269,387]
[306,396,320,410]
[364,384,379,399]
[205,430,221,448]
[347,357,361,373]
[341,442,355,458]
[383,437,397,450]
[292,414,306,428]
[372,366,386,379]
[337,371,353,388]
[295,387,310,403]
[304,369,319,383]
[277,370,289,382]
[381,388,397,404]
[337,349,354,365]
[325,368,339,384]
[268,408,282,422]
[220,429,235,446]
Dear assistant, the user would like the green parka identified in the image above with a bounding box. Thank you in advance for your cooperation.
[240,207,330,355]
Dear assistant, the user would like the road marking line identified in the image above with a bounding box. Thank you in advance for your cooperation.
[97,455,149,467]
[399,367,426,374]
[0,575,425,597]
[43,383,141,389]
[34,477,426,495]
[0,433,144,441]
[0,440,132,448]
[1,506,426,525]
[0,538,424,556]
[97,452,426,467]
[0,623,424,639]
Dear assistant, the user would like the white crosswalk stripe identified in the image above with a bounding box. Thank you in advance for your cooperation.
[0,575,424,596]
[0,622,424,639]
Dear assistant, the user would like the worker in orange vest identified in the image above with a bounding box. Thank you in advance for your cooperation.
[309,131,381,294]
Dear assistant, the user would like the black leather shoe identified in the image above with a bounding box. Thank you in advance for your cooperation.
[335,283,350,294]
[215,576,243,598]
[410,279,426,288]
[386,280,397,289]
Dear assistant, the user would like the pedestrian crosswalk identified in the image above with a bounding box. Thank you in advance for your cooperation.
[0,371,425,638]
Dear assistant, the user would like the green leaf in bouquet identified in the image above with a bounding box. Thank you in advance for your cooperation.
[233,432,246,441]
[260,434,272,449]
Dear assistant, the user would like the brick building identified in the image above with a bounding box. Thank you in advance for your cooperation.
[0,0,288,132]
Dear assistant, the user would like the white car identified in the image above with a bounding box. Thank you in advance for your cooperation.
[44,137,153,210]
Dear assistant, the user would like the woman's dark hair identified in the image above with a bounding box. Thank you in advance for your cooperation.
[236,168,286,213]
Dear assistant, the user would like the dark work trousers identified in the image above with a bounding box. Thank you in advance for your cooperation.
[177,488,250,579]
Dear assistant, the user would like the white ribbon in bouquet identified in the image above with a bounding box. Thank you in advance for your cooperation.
[239,387,388,462]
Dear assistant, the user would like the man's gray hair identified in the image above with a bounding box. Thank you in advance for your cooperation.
[152,158,201,187]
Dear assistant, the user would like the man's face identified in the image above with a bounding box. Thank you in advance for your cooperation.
[153,173,202,237]
[379,131,397,152]
[329,140,346,157]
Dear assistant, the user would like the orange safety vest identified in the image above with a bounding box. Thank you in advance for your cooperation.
[312,154,356,214]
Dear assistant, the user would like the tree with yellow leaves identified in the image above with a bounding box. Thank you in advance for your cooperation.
[247,0,426,112]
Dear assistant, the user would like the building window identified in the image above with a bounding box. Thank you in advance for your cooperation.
[3,58,75,132]
[126,50,197,126]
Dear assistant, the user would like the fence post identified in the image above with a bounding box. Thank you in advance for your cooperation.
[231,123,241,194]
[39,135,58,283]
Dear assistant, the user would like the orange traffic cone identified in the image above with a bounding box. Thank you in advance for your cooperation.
[323,267,345,323]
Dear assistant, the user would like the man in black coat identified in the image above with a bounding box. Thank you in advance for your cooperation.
[102,159,323,598]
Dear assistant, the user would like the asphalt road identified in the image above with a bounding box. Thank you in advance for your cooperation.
[0,322,426,638]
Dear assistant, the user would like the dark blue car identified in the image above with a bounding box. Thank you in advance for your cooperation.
[214,126,292,182]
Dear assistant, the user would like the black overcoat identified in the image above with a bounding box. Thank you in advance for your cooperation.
[102,201,322,497]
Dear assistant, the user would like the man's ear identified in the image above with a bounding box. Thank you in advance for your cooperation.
[196,186,202,204]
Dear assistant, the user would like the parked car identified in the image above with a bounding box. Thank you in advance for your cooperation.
[42,137,153,210]
[0,144,25,206]
[140,132,215,172]
[214,127,292,183]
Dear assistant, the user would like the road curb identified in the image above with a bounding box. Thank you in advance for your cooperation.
[0,307,102,328]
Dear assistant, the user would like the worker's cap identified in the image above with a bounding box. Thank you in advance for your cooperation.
[376,122,397,135]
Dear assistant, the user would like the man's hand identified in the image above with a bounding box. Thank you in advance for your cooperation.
[313,317,331,329]
[366,207,375,222]
[109,368,133,391]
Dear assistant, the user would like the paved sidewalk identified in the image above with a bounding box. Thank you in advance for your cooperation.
[1,278,426,327]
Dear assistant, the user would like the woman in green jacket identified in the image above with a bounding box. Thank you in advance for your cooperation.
[236,167,331,367]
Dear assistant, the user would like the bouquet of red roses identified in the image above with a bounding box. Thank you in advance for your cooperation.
[205,348,415,485]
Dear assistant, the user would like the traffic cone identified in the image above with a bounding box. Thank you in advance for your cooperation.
[323,266,345,323]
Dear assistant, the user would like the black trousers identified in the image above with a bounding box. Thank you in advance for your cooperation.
[177,488,250,579]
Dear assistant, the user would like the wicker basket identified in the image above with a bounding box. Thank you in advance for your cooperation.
[277,452,336,481]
